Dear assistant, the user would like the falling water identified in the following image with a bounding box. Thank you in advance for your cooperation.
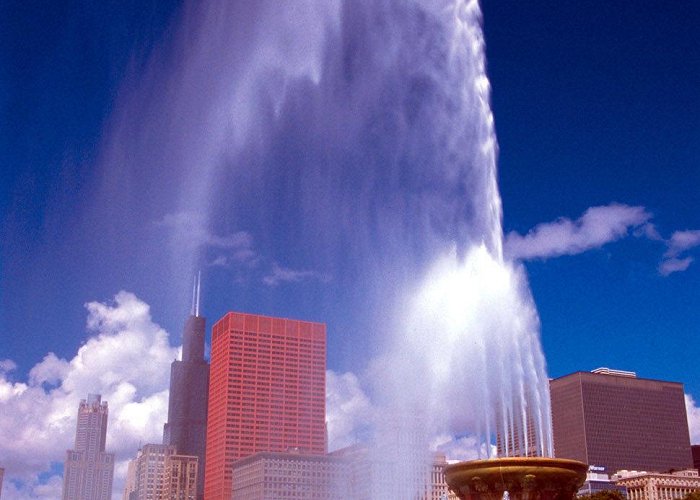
[96,0,553,495]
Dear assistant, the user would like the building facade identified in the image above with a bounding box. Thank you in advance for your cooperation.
[204,312,326,499]
[615,469,700,500]
[426,453,457,500]
[62,394,115,500]
[122,460,137,500]
[496,410,539,458]
[692,445,700,472]
[550,369,693,473]
[577,466,626,497]
[162,454,198,500]
[231,451,347,499]
[163,276,209,500]
[128,444,176,500]
[329,445,456,500]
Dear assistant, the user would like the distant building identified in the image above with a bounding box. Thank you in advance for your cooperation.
[163,274,209,500]
[692,445,700,471]
[426,453,458,500]
[0,466,4,499]
[577,466,626,497]
[204,312,326,499]
[550,369,692,473]
[122,460,137,500]
[125,444,176,500]
[614,469,700,500]
[231,451,347,499]
[329,445,455,500]
[496,409,540,458]
[62,394,115,500]
[162,454,198,500]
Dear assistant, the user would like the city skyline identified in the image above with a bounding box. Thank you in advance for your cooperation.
[1,1,699,499]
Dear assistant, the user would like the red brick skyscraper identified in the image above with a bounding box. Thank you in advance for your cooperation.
[204,312,326,499]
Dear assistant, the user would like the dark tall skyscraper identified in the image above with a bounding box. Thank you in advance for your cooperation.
[550,368,693,473]
[164,274,209,500]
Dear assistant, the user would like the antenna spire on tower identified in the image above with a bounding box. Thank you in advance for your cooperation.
[191,275,197,316]
[195,271,201,317]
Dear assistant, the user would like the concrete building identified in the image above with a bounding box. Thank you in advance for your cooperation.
[692,445,700,472]
[496,409,540,458]
[614,469,700,500]
[577,466,626,497]
[550,369,692,473]
[123,446,198,500]
[126,444,176,500]
[122,460,137,500]
[329,445,455,500]
[162,454,198,500]
[62,394,115,500]
[204,312,326,499]
[426,453,458,500]
[231,451,347,499]
[163,274,209,500]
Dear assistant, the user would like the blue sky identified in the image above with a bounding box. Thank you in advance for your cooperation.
[1,0,699,497]
[482,1,700,386]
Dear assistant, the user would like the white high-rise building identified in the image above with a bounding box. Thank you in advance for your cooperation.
[136,444,173,500]
[62,394,115,500]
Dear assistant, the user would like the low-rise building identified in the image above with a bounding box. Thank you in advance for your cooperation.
[577,465,626,497]
[614,469,700,500]
[231,450,347,499]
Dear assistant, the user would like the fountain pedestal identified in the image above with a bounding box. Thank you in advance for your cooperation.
[445,457,588,500]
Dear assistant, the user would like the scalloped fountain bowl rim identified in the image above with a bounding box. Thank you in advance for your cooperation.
[444,457,589,499]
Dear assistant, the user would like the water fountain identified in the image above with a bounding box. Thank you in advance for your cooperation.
[445,457,587,500]
[99,0,589,496]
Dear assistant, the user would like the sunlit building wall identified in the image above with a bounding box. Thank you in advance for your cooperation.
[122,460,137,500]
[129,444,176,500]
[614,469,700,500]
[204,312,326,499]
[162,454,198,500]
[231,451,347,499]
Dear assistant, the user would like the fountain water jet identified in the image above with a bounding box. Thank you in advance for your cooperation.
[97,0,584,495]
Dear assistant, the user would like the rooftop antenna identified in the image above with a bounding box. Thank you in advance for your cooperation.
[190,274,197,316]
[195,271,201,317]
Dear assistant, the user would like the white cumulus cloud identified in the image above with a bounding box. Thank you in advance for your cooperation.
[0,291,177,500]
[685,393,700,444]
[505,204,652,261]
[660,230,700,276]
[263,262,331,287]
[157,211,258,268]
[432,434,496,461]
[506,203,700,276]
[326,370,374,452]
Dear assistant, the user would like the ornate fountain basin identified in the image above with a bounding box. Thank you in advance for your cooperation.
[444,457,588,500]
